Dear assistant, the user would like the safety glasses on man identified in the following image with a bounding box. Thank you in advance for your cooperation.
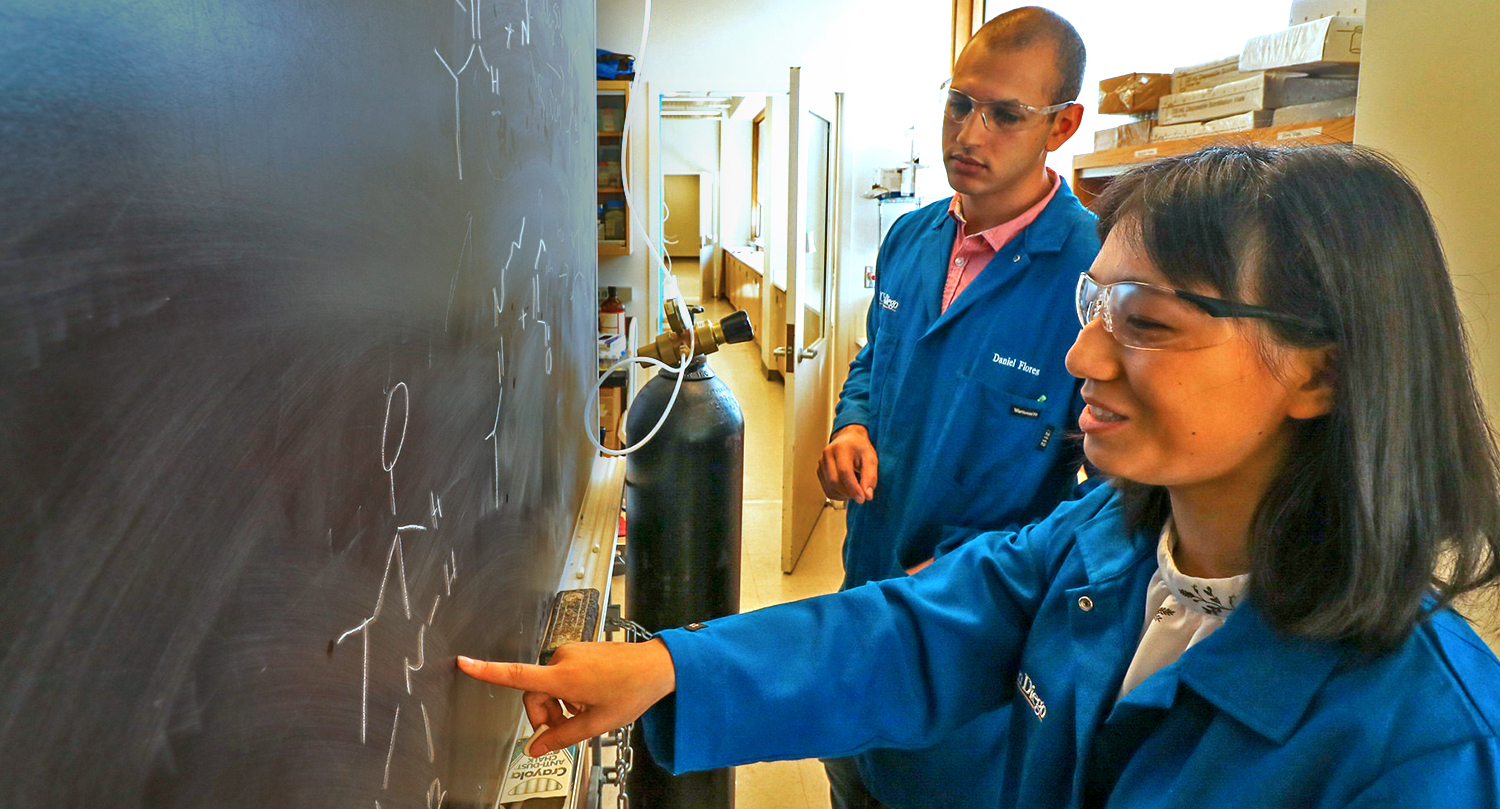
[1074,272,1331,351]
[939,78,1073,133]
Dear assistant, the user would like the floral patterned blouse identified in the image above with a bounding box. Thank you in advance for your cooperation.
[1117,519,1250,699]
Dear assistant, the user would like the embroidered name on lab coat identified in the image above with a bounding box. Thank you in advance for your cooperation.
[879,292,900,311]
[1016,672,1047,721]
[992,354,1041,376]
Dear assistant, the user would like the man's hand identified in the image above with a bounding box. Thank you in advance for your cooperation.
[818,425,878,503]
[456,638,676,757]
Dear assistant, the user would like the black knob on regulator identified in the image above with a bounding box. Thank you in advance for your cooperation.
[719,310,754,345]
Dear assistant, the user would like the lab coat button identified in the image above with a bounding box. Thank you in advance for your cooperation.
[1077,596,1094,612]
[1012,254,1021,262]
[954,257,966,267]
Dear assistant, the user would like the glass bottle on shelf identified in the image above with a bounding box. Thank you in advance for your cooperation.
[599,286,625,336]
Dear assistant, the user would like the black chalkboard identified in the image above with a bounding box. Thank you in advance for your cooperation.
[0,1,596,806]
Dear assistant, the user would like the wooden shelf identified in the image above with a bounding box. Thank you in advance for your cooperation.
[1071,115,1354,207]
[598,80,631,256]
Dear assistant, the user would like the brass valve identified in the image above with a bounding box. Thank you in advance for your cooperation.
[637,301,754,363]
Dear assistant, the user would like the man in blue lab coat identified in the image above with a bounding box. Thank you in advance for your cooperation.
[815,7,1100,808]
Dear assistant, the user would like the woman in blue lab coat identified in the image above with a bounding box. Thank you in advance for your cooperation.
[460,144,1500,807]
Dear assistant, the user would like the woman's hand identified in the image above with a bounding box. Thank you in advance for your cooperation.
[457,638,676,756]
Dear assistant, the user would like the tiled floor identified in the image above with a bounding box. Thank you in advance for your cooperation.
[610,259,842,809]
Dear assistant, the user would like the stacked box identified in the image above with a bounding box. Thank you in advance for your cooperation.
[1241,16,1363,73]
[1271,95,1358,126]
[1202,110,1276,134]
[1098,73,1172,114]
[1151,122,1208,142]
[1289,0,1364,25]
[1087,15,1363,153]
[1093,118,1155,151]
[1171,55,1264,95]
[1158,73,1358,126]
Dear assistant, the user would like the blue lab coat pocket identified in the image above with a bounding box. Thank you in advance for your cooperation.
[931,368,1060,525]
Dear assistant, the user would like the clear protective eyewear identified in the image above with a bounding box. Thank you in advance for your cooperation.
[1075,272,1331,351]
[940,78,1074,133]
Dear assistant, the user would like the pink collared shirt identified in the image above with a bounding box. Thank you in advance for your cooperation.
[941,169,1062,312]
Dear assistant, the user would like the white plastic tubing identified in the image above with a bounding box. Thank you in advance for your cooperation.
[585,0,693,457]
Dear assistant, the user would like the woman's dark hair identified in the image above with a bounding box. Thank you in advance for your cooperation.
[1092,144,1500,651]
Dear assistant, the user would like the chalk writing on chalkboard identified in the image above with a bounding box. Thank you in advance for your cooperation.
[434,45,477,180]
[334,172,585,803]
[487,339,508,508]
[383,382,410,515]
[333,379,467,802]
[437,0,534,181]
[446,214,477,332]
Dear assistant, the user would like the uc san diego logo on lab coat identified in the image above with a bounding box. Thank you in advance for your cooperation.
[1017,672,1047,721]
[879,292,900,311]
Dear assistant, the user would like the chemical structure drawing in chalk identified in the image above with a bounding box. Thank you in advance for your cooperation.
[382,383,409,515]
[325,2,584,803]
[433,0,534,180]
[484,339,506,509]
[483,213,562,509]
[331,382,459,802]
[444,214,476,332]
[433,45,475,180]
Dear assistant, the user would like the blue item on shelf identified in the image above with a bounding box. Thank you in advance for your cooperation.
[597,49,635,80]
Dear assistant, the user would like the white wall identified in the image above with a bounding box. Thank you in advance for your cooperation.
[1355,0,1500,417]
[661,118,719,174]
[1355,0,1500,652]
[720,116,753,252]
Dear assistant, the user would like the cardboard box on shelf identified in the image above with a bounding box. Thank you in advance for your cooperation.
[1271,95,1357,126]
[1151,121,1208,142]
[1093,118,1155,151]
[1098,73,1171,114]
[1171,55,1260,95]
[599,385,623,451]
[1290,0,1363,24]
[1241,16,1363,74]
[1201,110,1276,134]
[1158,73,1358,125]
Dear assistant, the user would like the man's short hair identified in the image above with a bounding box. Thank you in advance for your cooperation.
[972,7,1086,105]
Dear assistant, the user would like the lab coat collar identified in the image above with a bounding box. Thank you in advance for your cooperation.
[1071,492,1155,586]
[915,180,1094,332]
[926,177,1088,258]
[1076,492,1347,744]
[1173,599,1347,744]
[1110,598,1346,744]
